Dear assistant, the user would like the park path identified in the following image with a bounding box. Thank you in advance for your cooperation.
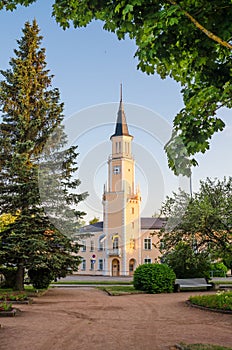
[0,288,231,350]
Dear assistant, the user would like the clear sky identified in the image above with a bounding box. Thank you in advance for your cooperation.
[0,1,231,222]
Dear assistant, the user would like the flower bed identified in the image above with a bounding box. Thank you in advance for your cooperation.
[0,302,16,317]
[189,291,232,313]
[0,292,32,304]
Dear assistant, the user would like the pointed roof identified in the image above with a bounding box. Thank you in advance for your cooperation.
[111,84,133,139]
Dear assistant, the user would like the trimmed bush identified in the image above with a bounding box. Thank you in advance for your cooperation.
[133,263,176,294]
[28,268,53,289]
[210,262,228,277]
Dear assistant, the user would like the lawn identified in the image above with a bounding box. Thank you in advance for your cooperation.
[98,285,144,295]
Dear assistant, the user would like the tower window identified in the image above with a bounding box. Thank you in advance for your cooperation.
[113,166,121,174]
[113,237,119,249]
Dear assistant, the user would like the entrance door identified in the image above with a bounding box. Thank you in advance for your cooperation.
[112,259,120,276]
[129,259,136,276]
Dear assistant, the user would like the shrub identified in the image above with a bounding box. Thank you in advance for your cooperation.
[133,263,176,294]
[28,268,53,289]
[210,262,228,277]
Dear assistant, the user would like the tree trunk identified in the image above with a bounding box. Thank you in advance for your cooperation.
[14,263,24,291]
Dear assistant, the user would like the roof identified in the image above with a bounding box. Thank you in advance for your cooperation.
[78,221,103,233]
[78,217,166,233]
[110,85,133,139]
[140,217,166,230]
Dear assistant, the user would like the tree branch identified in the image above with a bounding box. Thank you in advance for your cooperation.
[167,0,232,50]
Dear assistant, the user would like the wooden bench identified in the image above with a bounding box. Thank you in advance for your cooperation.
[209,277,232,291]
[174,278,213,292]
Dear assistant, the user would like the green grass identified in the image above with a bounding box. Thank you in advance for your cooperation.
[52,280,132,285]
[98,285,145,295]
[189,291,232,311]
[177,343,232,350]
[0,286,47,298]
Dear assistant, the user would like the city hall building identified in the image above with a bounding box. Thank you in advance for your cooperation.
[77,90,165,276]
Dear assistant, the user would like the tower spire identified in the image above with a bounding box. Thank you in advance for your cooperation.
[120,83,123,103]
[110,84,132,139]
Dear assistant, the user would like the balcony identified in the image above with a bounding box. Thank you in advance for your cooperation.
[107,248,121,257]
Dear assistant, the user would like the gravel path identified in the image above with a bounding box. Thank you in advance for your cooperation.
[0,288,231,350]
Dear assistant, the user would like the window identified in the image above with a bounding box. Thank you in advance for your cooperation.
[98,241,104,251]
[113,237,119,249]
[81,259,86,271]
[144,238,151,250]
[90,259,95,270]
[113,166,121,174]
[144,258,152,264]
[90,240,94,252]
[131,207,134,214]
[81,240,86,252]
[130,238,135,249]
[98,259,103,271]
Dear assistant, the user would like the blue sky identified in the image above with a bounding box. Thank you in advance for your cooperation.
[0,1,231,222]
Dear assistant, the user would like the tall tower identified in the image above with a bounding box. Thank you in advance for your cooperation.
[103,86,141,276]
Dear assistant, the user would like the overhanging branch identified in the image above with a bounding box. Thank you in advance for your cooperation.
[167,0,232,50]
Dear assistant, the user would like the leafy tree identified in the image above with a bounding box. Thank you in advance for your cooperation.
[0,20,87,290]
[1,1,232,175]
[159,177,232,258]
[162,242,211,278]
[89,216,100,225]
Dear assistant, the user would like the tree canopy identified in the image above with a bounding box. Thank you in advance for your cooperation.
[0,20,87,290]
[1,1,232,175]
[159,177,232,258]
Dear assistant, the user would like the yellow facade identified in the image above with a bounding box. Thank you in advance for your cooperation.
[77,92,164,276]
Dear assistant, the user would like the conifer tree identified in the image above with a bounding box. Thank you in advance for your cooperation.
[0,20,87,290]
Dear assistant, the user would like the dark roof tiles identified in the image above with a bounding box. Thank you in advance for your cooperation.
[79,217,166,233]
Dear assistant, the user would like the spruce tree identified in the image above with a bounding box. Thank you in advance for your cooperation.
[0,20,87,290]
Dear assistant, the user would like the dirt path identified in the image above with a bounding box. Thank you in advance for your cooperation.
[0,288,231,350]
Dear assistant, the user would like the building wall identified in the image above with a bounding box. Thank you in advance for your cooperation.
[77,229,161,276]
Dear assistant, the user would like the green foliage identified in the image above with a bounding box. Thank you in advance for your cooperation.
[89,217,100,225]
[160,177,232,258]
[163,242,211,278]
[1,1,232,174]
[100,286,142,296]
[0,2,231,174]
[0,20,87,290]
[28,268,53,289]
[0,292,28,301]
[133,263,176,294]
[0,267,17,288]
[0,301,13,311]
[210,262,228,277]
[0,213,18,233]
[189,291,232,312]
